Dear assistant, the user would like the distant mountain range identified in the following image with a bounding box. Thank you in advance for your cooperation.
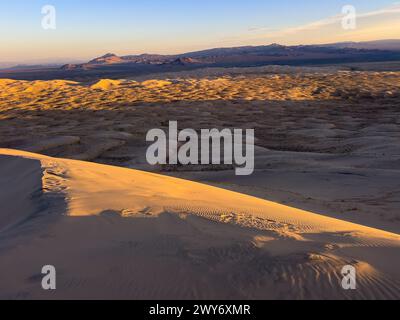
[61,54,205,70]
[61,40,400,71]
[322,39,400,51]
[1,40,400,81]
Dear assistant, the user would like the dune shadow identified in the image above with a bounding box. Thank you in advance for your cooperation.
[0,155,68,240]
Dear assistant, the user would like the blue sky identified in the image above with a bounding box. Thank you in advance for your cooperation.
[0,0,398,63]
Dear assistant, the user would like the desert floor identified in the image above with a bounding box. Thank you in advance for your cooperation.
[0,66,400,299]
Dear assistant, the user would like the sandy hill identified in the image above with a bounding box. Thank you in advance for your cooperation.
[0,148,399,299]
[90,79,123,90]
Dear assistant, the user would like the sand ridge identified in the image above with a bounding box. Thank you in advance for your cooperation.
[1,71,399,112]
[0,149,399,299]
[2,148,399,239]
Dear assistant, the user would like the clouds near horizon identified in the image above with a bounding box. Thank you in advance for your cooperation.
[220,3,400,46]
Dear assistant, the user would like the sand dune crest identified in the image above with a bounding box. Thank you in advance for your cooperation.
[0,149,399,299]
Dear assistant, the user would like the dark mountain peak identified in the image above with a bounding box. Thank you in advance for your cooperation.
[269,43,285,48]
[167,57,201,66]
[60,63,92,71]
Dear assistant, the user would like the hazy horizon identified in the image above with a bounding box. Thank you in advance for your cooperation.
[1,0,400,65]
[1,37,400,68]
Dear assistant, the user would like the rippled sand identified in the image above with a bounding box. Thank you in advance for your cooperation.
[1,148,399,299]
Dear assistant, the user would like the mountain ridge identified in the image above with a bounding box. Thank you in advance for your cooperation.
[61,40,400,70]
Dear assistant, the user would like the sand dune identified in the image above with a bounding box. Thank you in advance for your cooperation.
[1,70,399,111]
[1,69,400,234]
[1,67,400,299]
[90,79,123,90]
[0,148,399,299]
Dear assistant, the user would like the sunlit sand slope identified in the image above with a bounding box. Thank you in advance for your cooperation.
[1,71,399,113]
[0,148,399,299]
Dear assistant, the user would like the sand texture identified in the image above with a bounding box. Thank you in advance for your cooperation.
[1,66,400,299]
[0,148,399,299]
